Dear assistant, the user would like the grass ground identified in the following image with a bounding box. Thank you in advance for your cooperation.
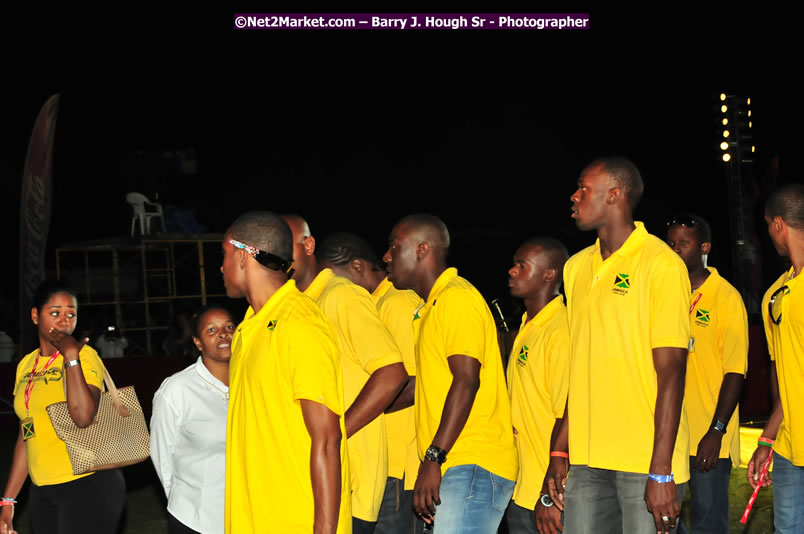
[0,429,775,533]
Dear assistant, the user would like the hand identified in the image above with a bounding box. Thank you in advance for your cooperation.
[747,446,773,489]
[47,329,88,359]
[545,456,568,511]
[534,496,563,534]
[1,505,17,534]
[413,460,442,524]
[693,429,722,473]
[644,479,680,533]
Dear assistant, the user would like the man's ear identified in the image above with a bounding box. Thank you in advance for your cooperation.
[701,242,712,255]
[416,242,430,260]
[351,258,364,275]
[607,186,622,205]
[31,307,39,325]
[544,268,558,282]
[303,236,316,257]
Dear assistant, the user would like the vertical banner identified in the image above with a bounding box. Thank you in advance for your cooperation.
[19,94,59,353]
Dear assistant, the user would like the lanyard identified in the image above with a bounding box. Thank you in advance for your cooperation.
[689,293,702,316]
[24,350,60,413]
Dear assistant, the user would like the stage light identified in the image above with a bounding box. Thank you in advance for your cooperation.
[749,121,752,128]
[722,153,731,162]
[721,105,728,113]
[748,110,752,117]
[722,118,728,126]
[720,93,727,101]
[720,142,729,150]
[751,146,756,153]
[723,130,730,138]
[747,98,751,105]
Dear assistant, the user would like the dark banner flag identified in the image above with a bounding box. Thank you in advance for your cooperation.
[19,94,59,353]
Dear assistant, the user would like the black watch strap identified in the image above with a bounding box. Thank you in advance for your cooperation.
[424,445,447,464]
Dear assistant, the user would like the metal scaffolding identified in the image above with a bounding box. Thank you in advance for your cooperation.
[55,234,226,354]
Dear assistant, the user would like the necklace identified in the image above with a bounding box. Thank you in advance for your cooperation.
[196,370,229,401]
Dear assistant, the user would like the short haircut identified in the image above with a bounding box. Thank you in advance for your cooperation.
[668,213,712,243]
[227,211,293,260]
[190,305,234,338]
[33,279,76,311]
[521,237,570,273]
[588,156,644,209]
[766,183,804,230]
[398,214,450,259]
[317,232,380,266]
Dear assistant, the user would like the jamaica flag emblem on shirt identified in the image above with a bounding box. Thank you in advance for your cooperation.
[267,320,278,331]
[612,273,630,295]
[695,309,710,326]
[517,345,529,367]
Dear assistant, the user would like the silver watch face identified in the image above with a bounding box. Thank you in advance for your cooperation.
[540,494,554,508]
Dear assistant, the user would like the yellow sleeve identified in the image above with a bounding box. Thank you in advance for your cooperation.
[720,289,749,376]
[437,289,487,364]
[649,256,691,349]
[286,318,344,417]
[332,286,402,374]
[378,293,419,376]
[547,323,570,419]
[79,346,105,390]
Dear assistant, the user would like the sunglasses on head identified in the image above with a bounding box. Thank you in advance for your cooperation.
[229,238,295,274]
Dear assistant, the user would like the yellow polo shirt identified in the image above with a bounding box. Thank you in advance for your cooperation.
[13,345,104,486]
[564,222,691,481]
[415,267,518,481]
[761,270,789,362]
[372,277,422,490]
[225,280,351,534]
[507,296,570,510]
[306,269,403,521]
[765,267,804,465]
[686,267,747,464]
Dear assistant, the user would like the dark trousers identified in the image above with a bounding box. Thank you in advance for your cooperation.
[168,512,201,534]
[29,469,125,534]
[679,456,731,534]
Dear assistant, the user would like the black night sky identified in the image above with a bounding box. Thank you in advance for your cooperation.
[2,8,801,332]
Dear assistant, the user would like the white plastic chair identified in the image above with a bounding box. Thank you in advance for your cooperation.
[126,192,166,236]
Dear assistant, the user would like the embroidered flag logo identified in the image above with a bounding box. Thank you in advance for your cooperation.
[267,320,278,331]
[695,309,710,324]
[518,345,529,362]
[614,273,630,289]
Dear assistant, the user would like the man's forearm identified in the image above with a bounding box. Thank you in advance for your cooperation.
[650,347,687,472]
[385,376,415,414]
[310,434,342,534]
[344,362,407,438]
[430,355,480,452]
[711,372,744,426]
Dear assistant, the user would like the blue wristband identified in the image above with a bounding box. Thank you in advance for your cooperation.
[648,473,674,483]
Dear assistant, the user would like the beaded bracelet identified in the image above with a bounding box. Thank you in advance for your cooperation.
[0,497,16,506]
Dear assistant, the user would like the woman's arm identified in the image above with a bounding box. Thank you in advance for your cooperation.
[1,428,29,534]
[50,330,101,427]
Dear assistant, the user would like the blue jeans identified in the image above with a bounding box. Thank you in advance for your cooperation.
[563,465,686,534]
[772,453,804,534]
[432,464,515,534]
[678,456,730,534]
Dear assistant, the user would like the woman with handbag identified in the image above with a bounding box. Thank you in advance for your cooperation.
[150,305,234,534]
[1,280,126,534]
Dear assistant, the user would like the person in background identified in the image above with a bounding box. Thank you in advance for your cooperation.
[1,279,125,534]
[150,305,235,534]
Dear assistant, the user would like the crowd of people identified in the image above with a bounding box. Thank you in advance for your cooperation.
[1,156,802,534]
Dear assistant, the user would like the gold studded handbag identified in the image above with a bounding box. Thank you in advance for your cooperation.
[45,364,150,475]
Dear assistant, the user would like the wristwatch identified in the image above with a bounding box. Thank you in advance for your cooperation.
[540,494,554,508]
[713,420,726,433]
[424,445,447,464]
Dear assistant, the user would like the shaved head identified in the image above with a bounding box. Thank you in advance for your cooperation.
[226,211,293,260]
[586,156,644,210]
[766,183,804,230]
[396,214,450,261]
[282,214,312,242]
[520,237,569,273]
